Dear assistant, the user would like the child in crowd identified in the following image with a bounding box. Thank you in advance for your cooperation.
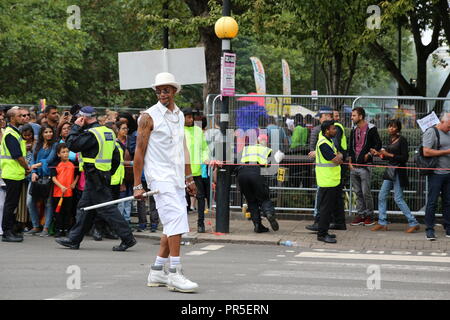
[51,143,79,237]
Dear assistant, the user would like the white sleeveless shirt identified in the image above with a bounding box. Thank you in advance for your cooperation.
[142,102,185,188]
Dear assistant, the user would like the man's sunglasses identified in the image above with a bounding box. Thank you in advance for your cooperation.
[155,88,172,95]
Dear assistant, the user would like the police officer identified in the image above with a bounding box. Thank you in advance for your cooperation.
[237,134,279,233]
[315,120,345,243]
[55,106,136,251]
[307,110,348,231]
[1,107,30,242]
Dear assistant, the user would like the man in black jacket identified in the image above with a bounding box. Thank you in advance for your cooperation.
[348,107,382,226]
[55,106,136,251]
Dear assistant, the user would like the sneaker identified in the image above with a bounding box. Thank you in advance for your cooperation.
[167,265,199,293]
[150,223,158,233]
[426,229,436,241]
[350,216,365,226]
[39,230,49,237]
[25,228,41,236]
[147,265,168,287]
[363,217,375,226]
[446,230,450,238]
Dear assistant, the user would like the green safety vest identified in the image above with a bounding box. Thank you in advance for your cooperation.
[111,142,124,186]
[81,126,116,172]
[315,137,341,187]
[318,122,347,151]
[240,144,272,166]
[0,127,27,180]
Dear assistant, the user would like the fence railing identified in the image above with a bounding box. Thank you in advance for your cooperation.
[205,94,450,217]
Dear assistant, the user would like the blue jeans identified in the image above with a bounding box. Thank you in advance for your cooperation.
[377,175,418,227]
[425,173,450,232]
[117,186,132,223]
[27,183,54,229]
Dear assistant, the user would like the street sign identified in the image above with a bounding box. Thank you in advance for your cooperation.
[220,52,236,96]
[118,47,207,90]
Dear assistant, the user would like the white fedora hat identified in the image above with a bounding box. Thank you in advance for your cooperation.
[151,72,181,93]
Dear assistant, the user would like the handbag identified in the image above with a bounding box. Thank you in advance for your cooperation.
[29,176,52,199]
[382,166,396,181]
[414,127,440,176]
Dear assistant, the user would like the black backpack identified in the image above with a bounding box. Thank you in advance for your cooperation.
[414,127,440,176]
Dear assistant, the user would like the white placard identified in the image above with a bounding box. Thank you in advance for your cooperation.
[311,90,318,100]
[118,47,207,90]
[416,111,440,132]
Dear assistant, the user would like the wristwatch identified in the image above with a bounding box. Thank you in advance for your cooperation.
[133,184,144,191]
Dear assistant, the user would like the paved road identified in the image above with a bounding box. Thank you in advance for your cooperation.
[1,236,450,300]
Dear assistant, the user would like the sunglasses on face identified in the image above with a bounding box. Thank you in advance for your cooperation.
[155,88,172,95]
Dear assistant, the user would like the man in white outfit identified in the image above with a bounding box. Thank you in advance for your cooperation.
[133,72,199,293]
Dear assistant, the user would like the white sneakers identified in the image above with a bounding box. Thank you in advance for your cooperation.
[167,265,199,293]
[147,264,198,293]
[147,265,168,287]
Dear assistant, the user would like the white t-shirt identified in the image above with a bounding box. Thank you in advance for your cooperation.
[142,102,186,188]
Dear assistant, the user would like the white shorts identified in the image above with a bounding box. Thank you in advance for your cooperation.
[150,181,189,237]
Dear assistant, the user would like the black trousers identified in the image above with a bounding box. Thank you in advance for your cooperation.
[318,186,343,237]
[237,167,275,226]
[194,176,210,226]
[68,171,133,244]
[2,179,25,233]
[315,167,347,225]
[53,197,73,231]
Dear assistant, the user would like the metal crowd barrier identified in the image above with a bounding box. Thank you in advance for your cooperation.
[205,94,450,217]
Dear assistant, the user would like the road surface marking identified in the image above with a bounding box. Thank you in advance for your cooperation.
[297,251,450,263]
[45,292,86,300]
[201,245,224,251]
[260,270,450,285]
[295,252,450,263]
[286,260,450,272]
[186,251,208,256]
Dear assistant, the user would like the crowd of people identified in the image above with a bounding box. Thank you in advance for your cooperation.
[1,72,449,294]
[0,104,159,241]
[249,106,450,242]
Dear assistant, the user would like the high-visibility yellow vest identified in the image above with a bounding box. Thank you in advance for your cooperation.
[77,152,84,172]
[111,142,124,185]
[82,126,116,172]
[318,122,347,151]
[0,127,27,180]
[240,144,272,166]
[315,137,341,187]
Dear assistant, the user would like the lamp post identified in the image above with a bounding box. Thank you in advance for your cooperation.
[214,4,238,233]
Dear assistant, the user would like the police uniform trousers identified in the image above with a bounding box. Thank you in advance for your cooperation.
[237,166,275,226]
[2,179,25,233]
[318,186,343,237]
[68,170,133,244]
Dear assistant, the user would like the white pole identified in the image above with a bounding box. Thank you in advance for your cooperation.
[82,190,160,211]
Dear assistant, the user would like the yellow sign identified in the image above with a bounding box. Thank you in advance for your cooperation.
[277,167,286,182]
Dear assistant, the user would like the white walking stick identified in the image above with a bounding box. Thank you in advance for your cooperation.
[82,190,160,211]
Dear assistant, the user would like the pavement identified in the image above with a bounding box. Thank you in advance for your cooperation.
[132,210,450,253]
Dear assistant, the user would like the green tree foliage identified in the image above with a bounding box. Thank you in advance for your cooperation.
[0,0,89,104]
